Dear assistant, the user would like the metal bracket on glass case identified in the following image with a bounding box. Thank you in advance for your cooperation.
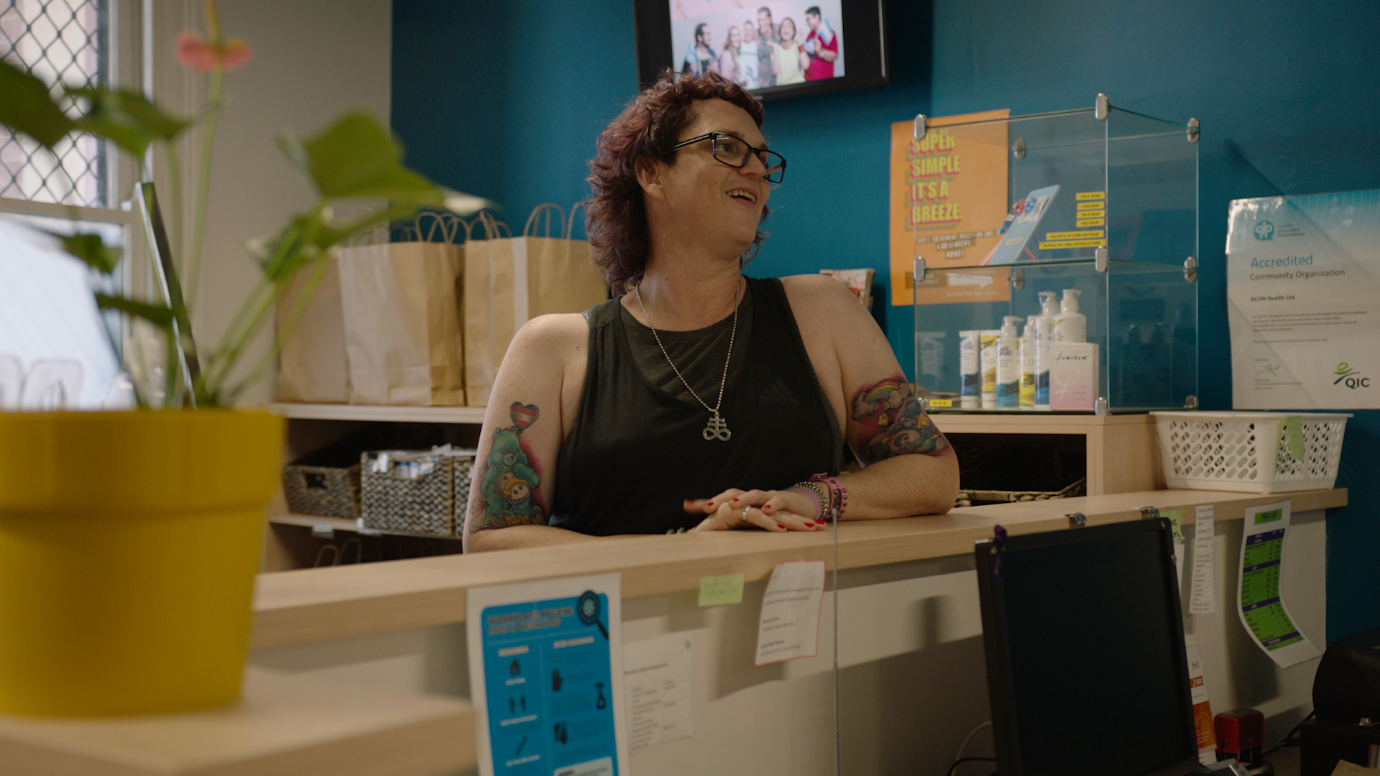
[913,114,927,141]
[1095,93,1110,121]
[1184,395,1199,410]
[1012,137,1026,160]
[1187,118,1201,144]
[913,256,927,283]
[1095,397,1109,415]
[1095,246,1108,273]
[1184,256,1198,283]
[1012,268,1025,290]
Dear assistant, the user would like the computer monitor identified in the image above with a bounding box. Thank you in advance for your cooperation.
[975,519,1200,776]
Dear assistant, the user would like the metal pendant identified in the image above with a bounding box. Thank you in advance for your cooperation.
[703,411,731,441]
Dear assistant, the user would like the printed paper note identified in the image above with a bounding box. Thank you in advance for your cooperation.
[1237,500,1322,668]
[1185,640,1217,764]
[754,560,826,666]
[623,633,693,753]
[1189,505,1219,613]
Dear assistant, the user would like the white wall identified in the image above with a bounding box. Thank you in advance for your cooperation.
[156,0,393,405]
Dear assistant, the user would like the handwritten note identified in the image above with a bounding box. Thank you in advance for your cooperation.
[698,574,744,607]
[1189,504,1219,613]
[623,633,693,753]
[754,560,826,666]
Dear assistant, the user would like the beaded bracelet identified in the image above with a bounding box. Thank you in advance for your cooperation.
[807,473,848,521]
[787,483,826,522]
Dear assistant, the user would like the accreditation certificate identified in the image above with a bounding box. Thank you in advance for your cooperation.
[1228,189,1380,409]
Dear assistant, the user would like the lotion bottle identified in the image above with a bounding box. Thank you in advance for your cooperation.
[1035,291,1058,409]
[1055,288,1086,343]
[979,329,1000,408]
[1019,315,1037,409]
[996,316,1020,408]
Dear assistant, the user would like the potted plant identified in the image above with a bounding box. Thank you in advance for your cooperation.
[0,1,482,716]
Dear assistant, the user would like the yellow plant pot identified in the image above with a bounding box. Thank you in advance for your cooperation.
[0,409,283,717]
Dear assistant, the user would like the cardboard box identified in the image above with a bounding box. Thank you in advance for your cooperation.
[1049,342,1099,411]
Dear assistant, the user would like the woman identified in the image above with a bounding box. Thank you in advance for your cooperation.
[771,17,807,86]
[715,25,742,84]
[462,71,957,552]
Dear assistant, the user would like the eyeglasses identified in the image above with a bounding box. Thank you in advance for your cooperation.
[670,132,787,186]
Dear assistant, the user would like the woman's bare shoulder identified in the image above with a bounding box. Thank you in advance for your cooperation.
[512,312,592,355]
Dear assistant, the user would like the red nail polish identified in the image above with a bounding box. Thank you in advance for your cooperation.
[707,502,714,508]
[815,520,826,525]
[731,498,739,503]
[777,523,785,529]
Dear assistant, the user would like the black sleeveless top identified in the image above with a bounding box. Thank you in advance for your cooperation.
[551,276,843,535]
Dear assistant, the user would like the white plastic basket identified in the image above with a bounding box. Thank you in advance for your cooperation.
[1150,411,1350,493]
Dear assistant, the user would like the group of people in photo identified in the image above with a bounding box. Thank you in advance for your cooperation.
[681,5,839,88]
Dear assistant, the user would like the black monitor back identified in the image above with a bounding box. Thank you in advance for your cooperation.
[975,519,1200,776]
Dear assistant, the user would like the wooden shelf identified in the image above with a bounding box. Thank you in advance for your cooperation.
[0,668,474,776]
[269,403,486,424]
[932,412,1161,495]
[267,510,463,541]
[270,513,360,532]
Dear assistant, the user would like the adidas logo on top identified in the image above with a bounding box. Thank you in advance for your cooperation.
[760,379,799,405]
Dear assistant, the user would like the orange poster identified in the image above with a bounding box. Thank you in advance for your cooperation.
[889,109,1010,306]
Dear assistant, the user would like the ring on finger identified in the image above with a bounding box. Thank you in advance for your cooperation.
[739,504,752,527]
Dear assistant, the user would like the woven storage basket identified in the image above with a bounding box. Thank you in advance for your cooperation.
[450,454,477,535]
[1150,411,1350,493]
[282,450,361,520]
[361,450,456,536]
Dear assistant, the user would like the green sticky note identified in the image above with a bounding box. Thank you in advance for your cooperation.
[698,574,744,607]
[1165,509,1185,542]
[1283,416,1305,460]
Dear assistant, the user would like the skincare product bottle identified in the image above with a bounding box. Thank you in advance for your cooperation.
[996,317,1020,408]
[1019,315,1037,409]
[1035,291,1058,410]
[1055,288,1086,343]
[959,330,979,408]
[979,329,1000,408]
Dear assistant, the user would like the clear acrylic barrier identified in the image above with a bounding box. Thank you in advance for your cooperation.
[912,104,1199,412]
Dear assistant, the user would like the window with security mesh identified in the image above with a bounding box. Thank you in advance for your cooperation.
[0,0,110,207]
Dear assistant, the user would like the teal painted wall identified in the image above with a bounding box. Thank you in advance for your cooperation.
[393,0,1380,641]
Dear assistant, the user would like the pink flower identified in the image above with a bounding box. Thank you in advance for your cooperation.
[175,31,252,73]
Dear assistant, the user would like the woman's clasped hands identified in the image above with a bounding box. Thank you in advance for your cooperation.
[683,488,827,532]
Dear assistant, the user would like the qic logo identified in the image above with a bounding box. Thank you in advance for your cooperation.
[1334,362,1369,389]
[1254,221,1275,240]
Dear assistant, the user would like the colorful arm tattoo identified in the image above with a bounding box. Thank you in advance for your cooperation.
[850,377,951,464]
[467,402,551,531]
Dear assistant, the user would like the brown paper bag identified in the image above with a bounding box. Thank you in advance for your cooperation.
[274,252,348,403]
[463,205,609,407]
[339,214,468,406]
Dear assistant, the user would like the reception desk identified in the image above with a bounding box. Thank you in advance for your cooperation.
[247,488,1342,776]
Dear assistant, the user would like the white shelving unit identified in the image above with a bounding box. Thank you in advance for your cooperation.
[269,403,487,424]
[265,403,486,571]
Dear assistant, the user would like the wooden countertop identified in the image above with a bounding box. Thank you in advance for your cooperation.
[0,669,475,776]
[251,488,1346,650]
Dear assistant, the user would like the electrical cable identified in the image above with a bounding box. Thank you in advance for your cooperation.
[946,756,996,776]
[954,720,992,763]
[1263,709,1316,756]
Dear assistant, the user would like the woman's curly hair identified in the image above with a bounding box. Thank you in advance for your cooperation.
[585,70,770,295]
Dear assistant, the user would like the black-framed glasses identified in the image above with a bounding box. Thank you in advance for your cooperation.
[670,132,787,185]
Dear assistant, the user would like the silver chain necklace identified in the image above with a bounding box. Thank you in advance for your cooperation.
[634,278,740,442]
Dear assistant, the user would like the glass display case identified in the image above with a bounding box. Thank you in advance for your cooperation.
[910,97,1199,413]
